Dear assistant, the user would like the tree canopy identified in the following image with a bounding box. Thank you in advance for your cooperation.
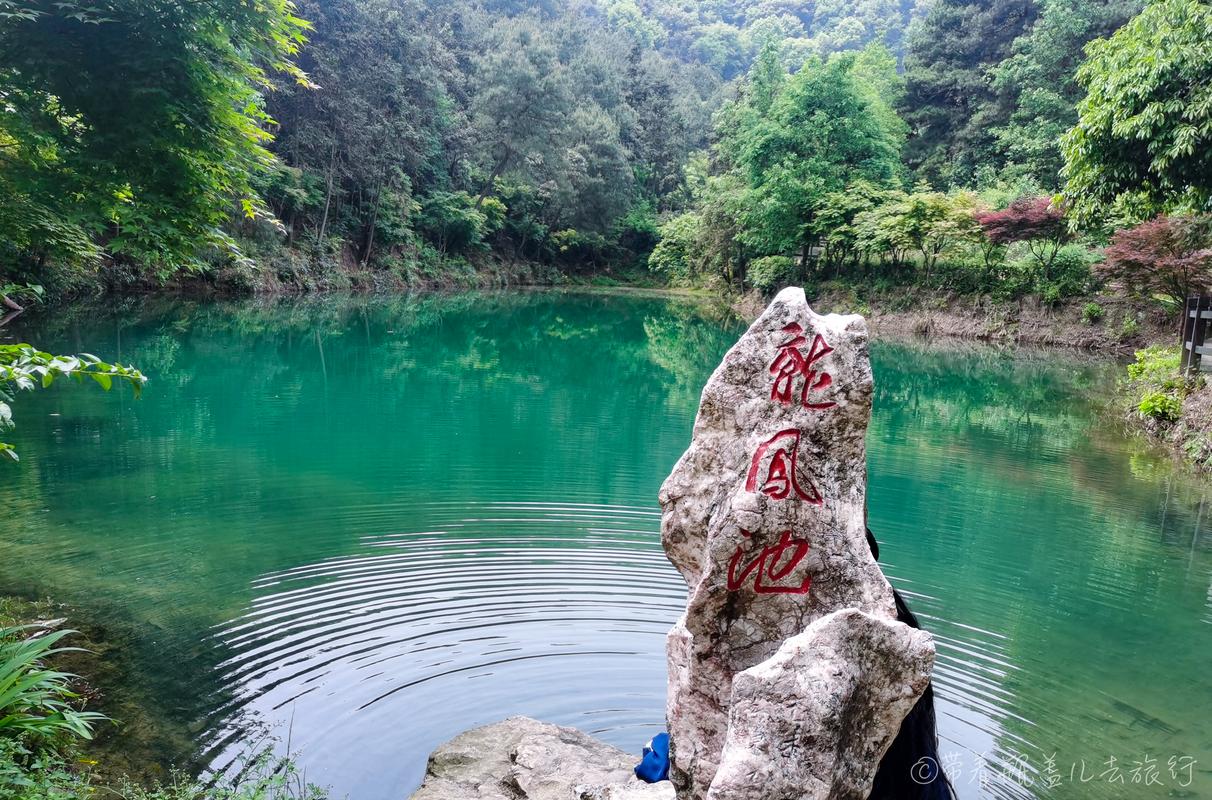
[1061,0,1212,224]
[719,48,905,261]
[899,0,1037,186]
[0,0,310,275]
[0,0,1207,307]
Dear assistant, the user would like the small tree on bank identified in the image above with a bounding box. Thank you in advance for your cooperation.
[850,190,983,282]
[720,51,905,271]
[1099,215,1212,310]
[975,196,1072,279]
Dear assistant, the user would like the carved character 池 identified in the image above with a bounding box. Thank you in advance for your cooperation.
[726,530,813,595]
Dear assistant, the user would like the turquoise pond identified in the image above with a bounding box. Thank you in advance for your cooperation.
[1,291,1209,799]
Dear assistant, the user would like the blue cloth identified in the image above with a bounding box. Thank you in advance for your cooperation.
[634,732,670,783]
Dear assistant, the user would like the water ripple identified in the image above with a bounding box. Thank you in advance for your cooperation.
[204,501,681,796]
[200,499,1078,800]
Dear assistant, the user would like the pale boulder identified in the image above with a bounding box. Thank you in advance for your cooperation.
[660,287,898,798]
[410,717,651,800]
[706,609,935,800]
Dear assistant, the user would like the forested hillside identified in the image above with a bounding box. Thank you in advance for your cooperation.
[1,0,1210,303]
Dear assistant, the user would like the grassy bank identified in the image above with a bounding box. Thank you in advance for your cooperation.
[1115,346,1212,473]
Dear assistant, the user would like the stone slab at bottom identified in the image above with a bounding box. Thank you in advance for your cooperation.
[410,716,669,800]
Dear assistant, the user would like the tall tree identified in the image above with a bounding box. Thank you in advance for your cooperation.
[621,47,695,205]
[0,0,309,277]
[989,0,1140,187]
[900,0,1037,186]
[470,16,576,208]
[267,0,461,261]
[719,52,905,265]
[1062,0,1212,224]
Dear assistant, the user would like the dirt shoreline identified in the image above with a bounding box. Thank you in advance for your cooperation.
[733,286,1212,474]
[735,287,1174,354]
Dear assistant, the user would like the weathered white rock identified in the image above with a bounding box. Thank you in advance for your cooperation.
[413,289,936,800]
[409,717,658,800]
[660,287,901,798]
[577,782,677,800]
[706,609,935,800]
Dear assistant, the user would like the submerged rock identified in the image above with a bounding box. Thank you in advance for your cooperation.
[410,717,670,800]
[707,609,935,800]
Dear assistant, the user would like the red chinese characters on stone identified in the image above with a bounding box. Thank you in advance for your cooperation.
[744,429,822,504]
[769,323,836,410]
[726,529,813,595]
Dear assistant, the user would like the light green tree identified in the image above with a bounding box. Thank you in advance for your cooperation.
[604,0,666,47]
[719,53,905,267]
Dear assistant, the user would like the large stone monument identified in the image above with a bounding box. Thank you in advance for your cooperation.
[411,288,937,800]
[660,287,935,799]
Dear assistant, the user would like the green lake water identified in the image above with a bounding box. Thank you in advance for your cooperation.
[1,291,1210,799]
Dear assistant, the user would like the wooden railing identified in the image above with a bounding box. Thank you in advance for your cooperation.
[1182,296,1212,372]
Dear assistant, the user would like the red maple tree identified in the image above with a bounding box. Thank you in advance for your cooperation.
[1100,215,1212,308]
[975,197,1072,277]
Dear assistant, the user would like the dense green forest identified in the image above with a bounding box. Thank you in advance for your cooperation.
[1,0,1210,302]
[4,3,1212,798]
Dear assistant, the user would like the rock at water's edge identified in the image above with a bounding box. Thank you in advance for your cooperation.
[706,608,935,800]
[660,286,897,798]
[409,716,673,800]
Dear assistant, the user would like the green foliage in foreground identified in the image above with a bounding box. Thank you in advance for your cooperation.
[109,752,329,800]
[0,736,328,800]
[1138,391,1182,422]
[0,0,310,278]
[0,343,146,461]
[0,624,326,800]
[0,626,105,740]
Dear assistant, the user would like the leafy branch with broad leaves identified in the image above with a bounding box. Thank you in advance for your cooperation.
[0,344,146,461]
[0,0,311,276]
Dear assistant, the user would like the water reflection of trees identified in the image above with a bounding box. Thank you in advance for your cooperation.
[869,339,1212,799]
[0,290,744,630]
[6,298,1211,798]
[2,291,748,777]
